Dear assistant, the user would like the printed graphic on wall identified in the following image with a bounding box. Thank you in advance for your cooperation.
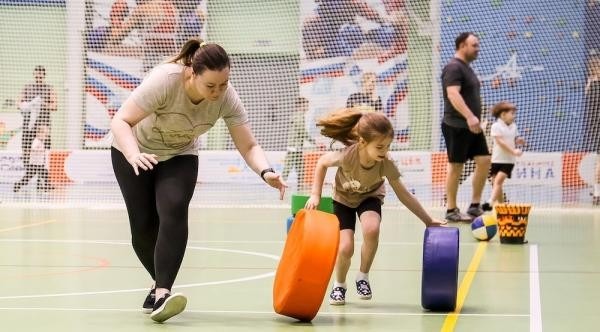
[84,0,207,147]
[439,0,588,152]
[299,0,414,148]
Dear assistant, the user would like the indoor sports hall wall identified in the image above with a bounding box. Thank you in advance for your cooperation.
[0,0,597,207]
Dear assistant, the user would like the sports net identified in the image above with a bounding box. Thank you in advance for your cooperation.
[0,0,598,208]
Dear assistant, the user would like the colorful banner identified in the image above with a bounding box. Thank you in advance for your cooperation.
[83,0,207,147]
[511,152,562,186]
[440,0,587,152]
[7,149,586,198]
[389,151,432,186]
[0,151,26,181]
[300,0,414,148]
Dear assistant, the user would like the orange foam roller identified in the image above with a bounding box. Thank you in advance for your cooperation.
[273,209,340,321]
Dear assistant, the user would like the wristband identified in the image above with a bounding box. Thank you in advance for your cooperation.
[260,168,275,182]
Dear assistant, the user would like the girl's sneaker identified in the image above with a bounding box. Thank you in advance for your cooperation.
[329,287,346,305]
[356,279,372,300]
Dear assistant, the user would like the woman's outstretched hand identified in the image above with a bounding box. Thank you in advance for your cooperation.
[263,172,287,200]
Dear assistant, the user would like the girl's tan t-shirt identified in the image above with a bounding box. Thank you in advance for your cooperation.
[333,144,401,208]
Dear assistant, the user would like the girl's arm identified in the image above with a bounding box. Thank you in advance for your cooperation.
[229,123,287,200]
[388,177,446,227]
[494,136,522,156]
[305,150,343,209]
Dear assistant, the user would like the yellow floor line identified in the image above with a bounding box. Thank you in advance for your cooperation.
[440,241,488,332]
[0,220,56,233]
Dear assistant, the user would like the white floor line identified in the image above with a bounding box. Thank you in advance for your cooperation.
[530,244,543,332]
[0,307,530,317]
[0,239,277,300]
[0,238,487,246]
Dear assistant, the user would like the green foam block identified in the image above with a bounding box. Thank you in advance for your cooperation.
[291,194,334,215]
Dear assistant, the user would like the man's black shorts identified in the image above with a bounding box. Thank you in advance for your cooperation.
[442,122,490,163]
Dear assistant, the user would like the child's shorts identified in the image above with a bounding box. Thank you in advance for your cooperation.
[490,163,515,178]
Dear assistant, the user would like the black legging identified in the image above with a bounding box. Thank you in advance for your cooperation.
[15,164,49,189]
[111,147,198,290]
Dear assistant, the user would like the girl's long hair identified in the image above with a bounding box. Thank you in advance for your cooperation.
[317,109,394,146]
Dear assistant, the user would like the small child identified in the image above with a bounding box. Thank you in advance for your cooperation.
[305,109,445,305]
[482,102,525,211]
[14,125,52,192]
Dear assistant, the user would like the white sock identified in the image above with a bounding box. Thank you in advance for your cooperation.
[595,183,600,197]
[356,272,369,281]
[333,281,347,289]
[155,288,169,299]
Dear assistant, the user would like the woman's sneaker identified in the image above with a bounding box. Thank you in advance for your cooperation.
[150,293,187,323]
[142,288,156,314]
[356,280,372,300]
[329,287,346,305]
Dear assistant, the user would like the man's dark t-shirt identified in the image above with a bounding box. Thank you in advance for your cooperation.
[441,58,481,128]
[21,83,53,129]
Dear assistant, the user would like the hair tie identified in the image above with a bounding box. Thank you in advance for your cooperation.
[199,41,207,48]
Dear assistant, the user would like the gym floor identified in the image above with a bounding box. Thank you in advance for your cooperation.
[0,206,598,331]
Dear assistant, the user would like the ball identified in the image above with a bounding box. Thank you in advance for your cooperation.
[470,214,498,241]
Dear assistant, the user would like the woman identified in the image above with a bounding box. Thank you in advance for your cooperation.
[111,38,286,323]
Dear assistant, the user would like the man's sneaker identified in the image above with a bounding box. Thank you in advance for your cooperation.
[466,205,484,218]
[142,288,155,314]
[445,208,472,222]
[150,293,187,323]
[355,279,372,300]
[329,287,346,305]
[481,202,493,212]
